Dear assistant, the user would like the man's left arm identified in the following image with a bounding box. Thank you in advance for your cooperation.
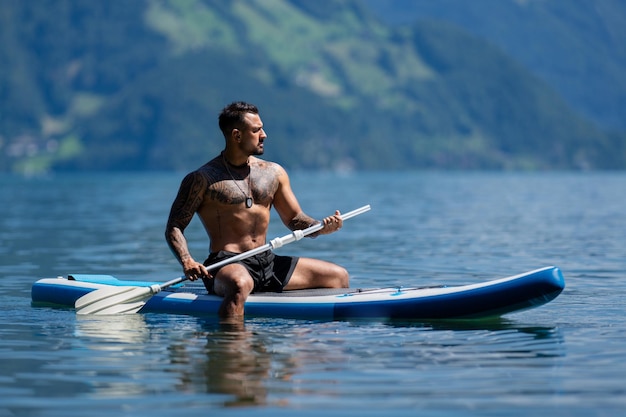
[272,166,342,236]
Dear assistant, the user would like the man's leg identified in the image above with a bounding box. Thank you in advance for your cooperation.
[212,263,255,319]
[284,258,349,290]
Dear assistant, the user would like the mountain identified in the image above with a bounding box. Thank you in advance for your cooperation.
[364,0,626,131]
[0,0,624,174]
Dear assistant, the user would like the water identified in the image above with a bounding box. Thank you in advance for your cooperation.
[1,171,625,416]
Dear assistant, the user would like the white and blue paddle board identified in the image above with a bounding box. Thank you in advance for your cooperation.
[31,266,564,321]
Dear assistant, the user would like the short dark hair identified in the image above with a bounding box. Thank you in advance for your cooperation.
[218,101,259,138]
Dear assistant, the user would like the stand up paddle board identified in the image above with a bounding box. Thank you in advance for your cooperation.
[31,266,564,320]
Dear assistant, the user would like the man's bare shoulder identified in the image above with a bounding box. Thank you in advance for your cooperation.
[250,157,287,193]
[250,157,286,177]
[173,159,225,201]
[195,157,226,177]
[179,158,225,186]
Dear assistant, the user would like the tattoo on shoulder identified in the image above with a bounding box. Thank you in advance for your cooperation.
[251,161,281,204]
[167,170,210,227]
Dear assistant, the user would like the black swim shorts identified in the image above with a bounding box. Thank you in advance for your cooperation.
[202,249,299,294]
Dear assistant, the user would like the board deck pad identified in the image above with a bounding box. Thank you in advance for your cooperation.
[166,282,444,297]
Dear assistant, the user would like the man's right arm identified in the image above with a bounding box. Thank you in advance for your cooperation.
[165,171,209,280]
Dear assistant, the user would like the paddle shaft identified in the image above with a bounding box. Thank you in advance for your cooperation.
[158,204,371,290]
[74,204,371,314]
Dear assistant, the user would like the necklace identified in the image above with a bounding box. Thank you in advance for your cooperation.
[222,152,253,208]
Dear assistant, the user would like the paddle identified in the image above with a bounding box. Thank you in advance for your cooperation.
[75,204,371,315]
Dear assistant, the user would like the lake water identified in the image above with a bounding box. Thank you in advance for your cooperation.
[1,171,625,416]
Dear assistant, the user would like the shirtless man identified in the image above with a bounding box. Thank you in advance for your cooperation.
[165,101,349,319]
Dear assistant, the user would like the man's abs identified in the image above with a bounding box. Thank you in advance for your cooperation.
[198,203,271,253]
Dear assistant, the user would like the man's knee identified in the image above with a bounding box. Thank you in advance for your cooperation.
[214,269,254,298]
[330,264,349,288]
[338,266,350,288]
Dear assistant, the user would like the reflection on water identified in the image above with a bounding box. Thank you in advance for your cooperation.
[138,316,565,409]
[385,318,565,360]
[168,319,274,407]
[67,313,565,410]
[74,314,151,346]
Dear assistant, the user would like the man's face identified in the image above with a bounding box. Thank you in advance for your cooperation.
[237,113,267,155]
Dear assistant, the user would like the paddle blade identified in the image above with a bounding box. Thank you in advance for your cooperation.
[84,300,147,315]
[75,286,140,310]
[75,286,157,315]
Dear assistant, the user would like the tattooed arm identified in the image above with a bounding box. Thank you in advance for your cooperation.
[165,171,210,280]
[272,164,343,237]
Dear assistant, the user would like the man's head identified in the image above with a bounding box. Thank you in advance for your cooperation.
[218,101,260,139]
[219,101,267,156]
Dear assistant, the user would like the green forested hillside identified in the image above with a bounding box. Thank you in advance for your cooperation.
[0,0,624,174]
[366,0,626,131]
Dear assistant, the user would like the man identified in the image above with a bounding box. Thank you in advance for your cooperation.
[165,101,348,319]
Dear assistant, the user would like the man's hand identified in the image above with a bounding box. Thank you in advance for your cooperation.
[321,210,343,234]
[183,260,211,281]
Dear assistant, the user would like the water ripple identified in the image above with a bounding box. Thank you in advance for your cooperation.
[1,172,626,416]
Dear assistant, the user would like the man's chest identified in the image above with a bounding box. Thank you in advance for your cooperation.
[207,173,278,206]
